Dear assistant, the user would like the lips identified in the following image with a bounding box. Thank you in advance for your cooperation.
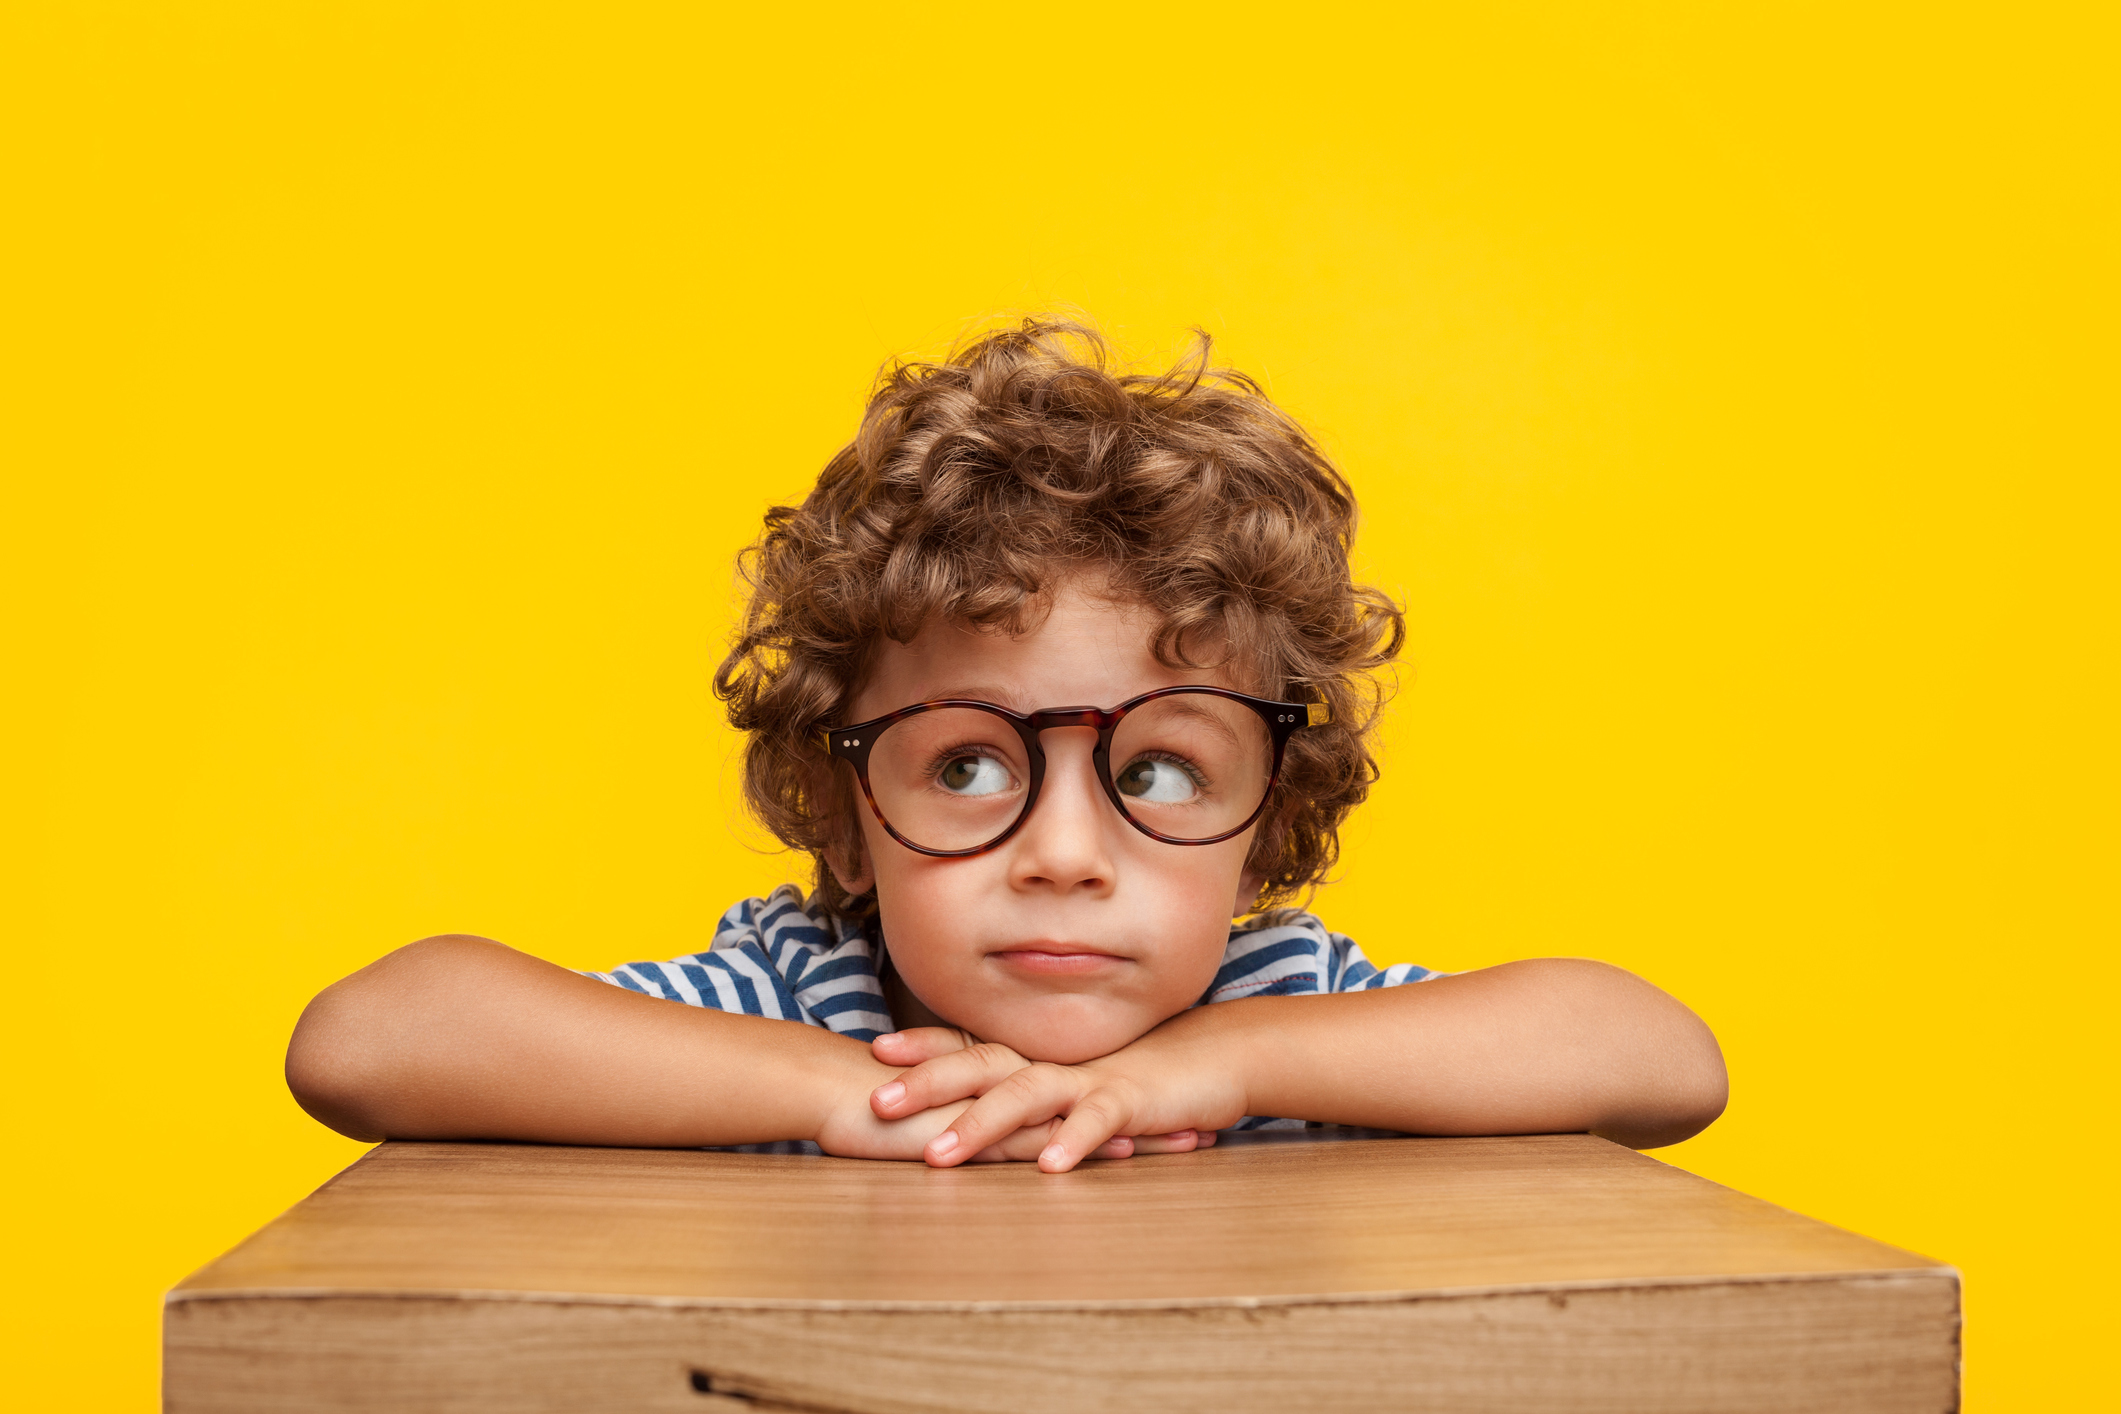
[990,942,1128,975]
[994,941,1121,957]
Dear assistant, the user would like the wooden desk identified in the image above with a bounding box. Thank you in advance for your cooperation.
[166,1132,1956,1413]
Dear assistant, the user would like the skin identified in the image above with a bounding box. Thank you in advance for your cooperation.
[823,582,1266,1067]
[287,577,1728,1169]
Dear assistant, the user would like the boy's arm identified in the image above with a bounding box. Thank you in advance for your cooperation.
[873,959,1729,1171]
[287,935,1032,1158]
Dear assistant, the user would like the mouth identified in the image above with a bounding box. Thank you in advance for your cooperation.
[989,941,1130,976]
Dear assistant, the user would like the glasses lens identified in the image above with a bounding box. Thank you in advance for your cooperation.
[866,708,1032,852]
[1108,693,1275,841]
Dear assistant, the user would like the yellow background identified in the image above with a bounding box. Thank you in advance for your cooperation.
[5,4,2114,1407]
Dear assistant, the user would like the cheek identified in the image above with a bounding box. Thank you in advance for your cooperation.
[862,824,988,990]
[863,817,1253,1017]
[1145,837,1253,912]
[1120,836,1255,969]
[861,812,957,900]
[870,856,965,938]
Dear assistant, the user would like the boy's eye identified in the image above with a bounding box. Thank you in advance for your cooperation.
[1114,756,1202,804]
[937,753,1012,797]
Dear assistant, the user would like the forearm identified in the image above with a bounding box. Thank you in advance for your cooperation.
[286,936,884,1146]
[1190,960,1727,1148]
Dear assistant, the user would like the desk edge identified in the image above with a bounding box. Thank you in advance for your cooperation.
[165,1263,1961,1315]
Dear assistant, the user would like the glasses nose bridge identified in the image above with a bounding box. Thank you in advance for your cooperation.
[1021,707,1117,805]
[1025,705,1119,738]
[1018,707,1118,833]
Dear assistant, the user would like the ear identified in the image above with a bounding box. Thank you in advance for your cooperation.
[1234,791,1305,916]
[823,837,874,897]
[817,757,876,897]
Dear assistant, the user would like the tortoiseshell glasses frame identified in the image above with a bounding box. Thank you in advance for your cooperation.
[822,685,1331,859]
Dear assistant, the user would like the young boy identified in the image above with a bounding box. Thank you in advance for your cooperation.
[288,320,1727,1174]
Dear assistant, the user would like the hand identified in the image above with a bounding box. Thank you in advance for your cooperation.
[815,1039,1132,1164]
[868,1028,1190,1163]
[867,1019,1249,1173]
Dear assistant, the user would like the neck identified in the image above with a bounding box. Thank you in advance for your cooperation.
[878,938,956,1034]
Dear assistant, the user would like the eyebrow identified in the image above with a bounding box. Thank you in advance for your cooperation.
[1145,697,1245,747]
[899,688,1247,742]
[917,685,1043,713]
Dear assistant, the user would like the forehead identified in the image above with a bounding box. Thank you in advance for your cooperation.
[850,580,1236,718]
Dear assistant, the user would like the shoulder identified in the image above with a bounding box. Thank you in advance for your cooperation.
[1200,909,1440,1004]
[715,886,873,972]
[584,886,892,1038]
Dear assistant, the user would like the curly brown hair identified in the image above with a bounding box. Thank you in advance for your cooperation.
[713,318,1405,920]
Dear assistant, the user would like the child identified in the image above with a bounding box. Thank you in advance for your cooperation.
[288,319,1726,1173]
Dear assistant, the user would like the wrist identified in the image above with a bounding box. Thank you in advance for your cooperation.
[794,1032,897,1143]
[1122,1002,1256,1127]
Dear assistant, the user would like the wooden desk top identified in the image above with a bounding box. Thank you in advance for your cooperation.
[174,1132,1938,1309]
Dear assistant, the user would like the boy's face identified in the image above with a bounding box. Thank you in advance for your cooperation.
[832,578,1262,1064]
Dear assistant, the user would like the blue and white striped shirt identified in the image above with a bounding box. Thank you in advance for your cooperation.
[585,884,1439,1131]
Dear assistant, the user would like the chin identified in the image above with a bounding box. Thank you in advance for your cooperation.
[988,1007,1150,1065]
[1015,1037,1121,1065]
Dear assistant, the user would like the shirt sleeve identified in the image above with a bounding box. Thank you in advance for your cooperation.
[1321,930,1441,993]
[1206,911,1439,1132]
[581,885,894,1040]
[1202,910,1438,1005]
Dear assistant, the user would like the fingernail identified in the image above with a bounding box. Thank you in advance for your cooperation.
[1040,1143,1067,1169]
[874,1081,905,1108]
[929,1130,960,1158]
[877,1031,901,1041]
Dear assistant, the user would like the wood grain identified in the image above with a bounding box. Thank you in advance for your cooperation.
[166,1133,1960,1412]
[166,1275,1960,1414]
[174,1133,1936,1305]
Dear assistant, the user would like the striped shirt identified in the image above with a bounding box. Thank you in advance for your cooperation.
[586,884,1439,1131]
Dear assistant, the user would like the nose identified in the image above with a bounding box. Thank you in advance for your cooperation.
[1006,725,1117,895]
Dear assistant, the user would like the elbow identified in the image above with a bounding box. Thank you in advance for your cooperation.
[1683,1023,1731,1136]
[285,934,502,1142]
[1601,1005,1729,1150]
[1631,1048,1728,1150]
[286,1009,388,1141]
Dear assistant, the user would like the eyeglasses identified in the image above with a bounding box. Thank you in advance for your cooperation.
[822,687,1330,858]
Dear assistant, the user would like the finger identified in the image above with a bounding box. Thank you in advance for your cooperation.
[871,1041,1028,1119]
[970,1122,1132,1164]
[1037,1088,1137,1174]
[976,1119,1058,1163]
[1125,1129,1202,1156]
[924,1066,1086,1168]
[870,1027,974,1068]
